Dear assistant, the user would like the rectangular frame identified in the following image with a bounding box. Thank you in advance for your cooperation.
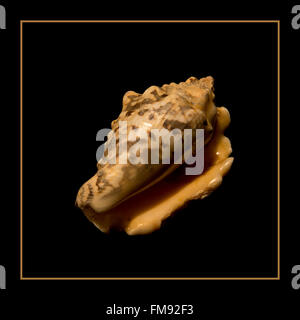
[20,20,280,280]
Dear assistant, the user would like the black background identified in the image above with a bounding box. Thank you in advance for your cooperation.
[21,22,278,278]
[0,0,299,311]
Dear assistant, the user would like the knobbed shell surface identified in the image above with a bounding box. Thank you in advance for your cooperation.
[76,76,233,234]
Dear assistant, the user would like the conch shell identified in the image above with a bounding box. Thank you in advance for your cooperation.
[76,76,233,235]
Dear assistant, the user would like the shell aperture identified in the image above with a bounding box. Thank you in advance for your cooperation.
[76,76,233,235]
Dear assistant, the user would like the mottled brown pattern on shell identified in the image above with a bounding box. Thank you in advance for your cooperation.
[76,76,217,213]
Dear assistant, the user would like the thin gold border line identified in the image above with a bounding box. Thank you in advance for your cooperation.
[20,20,280,281]
[277,21,280,279]
[21,277,280,280]
[20,20,280,23]
[20,20,23,281]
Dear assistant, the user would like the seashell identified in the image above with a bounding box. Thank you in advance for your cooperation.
[76,76,233,235]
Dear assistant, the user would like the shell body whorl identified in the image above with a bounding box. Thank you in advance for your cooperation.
[76,76,217,214]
